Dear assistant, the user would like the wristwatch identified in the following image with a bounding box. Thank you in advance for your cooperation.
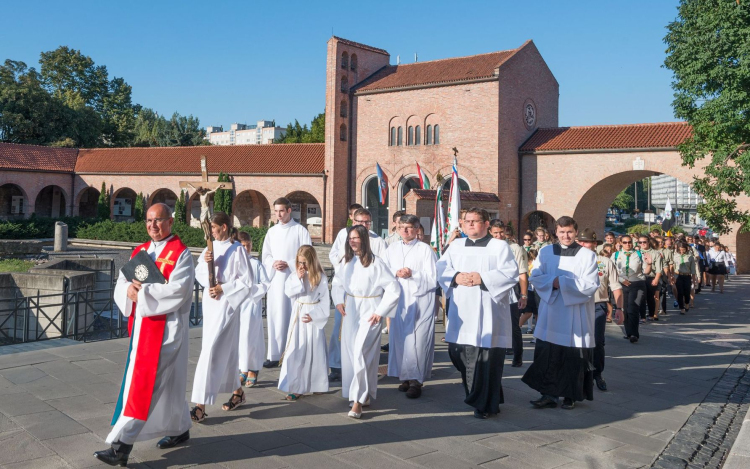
[521,295,528,299]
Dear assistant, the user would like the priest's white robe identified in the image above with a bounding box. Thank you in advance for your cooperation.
[262,219,312,361]
[238,255,270,372]
[332,256,400,403]
[191,239,254,405]
[530,243,599,348]
[278,274,330,394]
[107,237,194,444]
[328,228,387,369]
[384,239,438,383]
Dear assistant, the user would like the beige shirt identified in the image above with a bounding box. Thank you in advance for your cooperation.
[508,241,529,274]
[614,250,646,283]
[661,248,674,269]
[595,255,621,303]
[674,252,698,276]
[643,249,663,278]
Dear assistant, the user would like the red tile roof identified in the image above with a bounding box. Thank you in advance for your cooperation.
[0,143,78,172]
[333,36,389,56]
[407,189,500,202]
[74,144,325,174]
[355,41,530,93]
[519,122,693,153]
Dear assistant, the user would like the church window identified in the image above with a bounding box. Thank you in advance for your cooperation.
[442,176,471,191]
[390,127,396,146]
[415,125,421,145]
[341,52,349,70]
[397,126,403,146]
[341,76,348,92]
[350,54,358,71]
[340,100,347,118]
[426,125,432,145]
[434,125,440,145]
[340,123,347,141]
[407,126,414,146]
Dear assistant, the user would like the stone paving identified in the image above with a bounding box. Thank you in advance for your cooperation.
[0,276,747,468]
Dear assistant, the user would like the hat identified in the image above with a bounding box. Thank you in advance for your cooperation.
[577,228,597,242]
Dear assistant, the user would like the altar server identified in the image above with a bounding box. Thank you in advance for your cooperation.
[237,232,270,388]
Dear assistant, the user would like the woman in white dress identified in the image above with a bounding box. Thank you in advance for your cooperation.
[190,212,254,422]
[332,225,400,419]
[237,232,270,388]
[279,245,330,400]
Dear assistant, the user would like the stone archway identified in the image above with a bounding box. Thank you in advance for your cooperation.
[286,190,322,241]
[0,183,28,219]
[233,190,270,228]
[34,185,67,218]
[111,187,137,221]
[149,188,178,212]
[521,210,555,233]
[76,187,100,218]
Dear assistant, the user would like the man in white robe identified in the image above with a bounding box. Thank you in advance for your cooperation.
[95,204,195,467]
[327,208,386,381]
[437,208,519,419]
[262,197,312,367]
[523,216,599,410]
[385,214,437,398]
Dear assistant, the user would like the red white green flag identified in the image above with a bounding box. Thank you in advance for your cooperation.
[416,162,430,189]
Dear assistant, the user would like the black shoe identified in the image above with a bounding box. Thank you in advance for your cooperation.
[561,398,576,410]
[473,409,489,419]
[594,376,607,391]
[381,343,389,352]
[93,443,132,467]
[406,382,422,399]
[623,336,630,340]
[511,361,523,368]
[328,368,341,382]
[630,336,638,343]
[398,380,410,392]
[262,360,279,368]
[530,396,557,409]
[157,430,190,449]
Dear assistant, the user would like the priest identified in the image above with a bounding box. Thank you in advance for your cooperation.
[262,198,312,368]
[522,216,599,410]
[437,207,519,419]
[95,204,195,467]
[384,214,438,398]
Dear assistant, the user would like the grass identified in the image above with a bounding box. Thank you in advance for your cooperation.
[0,259,35,273]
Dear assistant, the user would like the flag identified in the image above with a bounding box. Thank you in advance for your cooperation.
[664,197,673,219]
[430,183,445,255]
[444,157,461,246]
[376,163,388,204]
[416,162,430,189]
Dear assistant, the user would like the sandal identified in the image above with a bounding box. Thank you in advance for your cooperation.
[222,391,245,411]
[246,371,258,388]
[239,372,248,387]
[285,393,301,401]
[190,406,206,423]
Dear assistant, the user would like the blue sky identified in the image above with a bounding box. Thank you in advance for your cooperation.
[0,0,681,129]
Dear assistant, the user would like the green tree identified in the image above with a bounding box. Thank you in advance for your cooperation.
[276,112,325,143]
[159,113,209,147]
[213,173,233,215]
[174,190,186,224]
[134,192,145,221]
[97,182,110,220]
[664,0,750,233]
[611,188,634,211]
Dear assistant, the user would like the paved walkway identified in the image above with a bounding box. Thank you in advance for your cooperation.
[0,277,748,468]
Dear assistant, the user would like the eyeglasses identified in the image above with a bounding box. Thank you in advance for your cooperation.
[464,219,484,225]
[622,241,633,244]
[638,241,649,245]
[146,218,171,225]
[354,219,372,225]
[523,238,532,241]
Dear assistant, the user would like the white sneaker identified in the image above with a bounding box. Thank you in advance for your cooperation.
[381,327,389,335]
[348,410,361,419]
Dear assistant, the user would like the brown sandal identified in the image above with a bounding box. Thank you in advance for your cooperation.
[222,391,245,411]
[190,406,206,422]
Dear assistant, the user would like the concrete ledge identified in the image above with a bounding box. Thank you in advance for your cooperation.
[723,410,750,468]
[0,240,43,255]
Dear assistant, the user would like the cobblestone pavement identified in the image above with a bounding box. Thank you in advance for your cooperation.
[0,276,747,468]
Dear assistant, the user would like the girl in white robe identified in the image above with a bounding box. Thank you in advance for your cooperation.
[278,245,330,400]
[237,232,270,387]
[190,214,254,422]
[332,225,400,419]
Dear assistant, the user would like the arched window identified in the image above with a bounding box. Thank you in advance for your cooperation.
[363,176,389,236]
[341,52,349,70]
[426,125,432,145]
[442,176,471,192]
[390,127,396,146]
[415,125,421,145]
[399,176,421,210]
[340,123,347,141]
[397,127,403,146]
[350,54,358,71]
[407,126,414,146]
[341,76,348,92]
[434,125,440,145]
[340,100,347,118]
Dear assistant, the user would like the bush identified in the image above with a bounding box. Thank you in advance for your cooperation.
[0,216,97,239]
[0,259,35,273]
[238,226,269,255]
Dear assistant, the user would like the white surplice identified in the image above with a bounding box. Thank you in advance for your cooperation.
[262,219,312,361]
[530,243,599,348]
[191,239,254,405]
[107,236,194,444]
[332,256,400,403]
[278,274,330,394]
[384,239,438,383]
[436,236,519,348]
[238,255,270,372]
[328,228,387,369]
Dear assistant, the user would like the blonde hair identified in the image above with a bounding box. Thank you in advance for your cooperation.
[296,245,323,288]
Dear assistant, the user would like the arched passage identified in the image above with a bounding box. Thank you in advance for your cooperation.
[233,190,270,228]
[362,175,390,238]
[0,183,28,219]
[398,175,421,211]
[522,210,555,233]
[111,187,137,221]
[77,187,99,218]
[34,185,67,218]
[286,191,322,241]
[149,188,178,212]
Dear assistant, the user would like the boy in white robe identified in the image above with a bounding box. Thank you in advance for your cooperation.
[332,225,400,419]
[523,216,599,410]
[384,214,437,398]
[237,232,270,387]
[262,197,312,368]
[95,204,194,467]
[279,245,330,399]
[436,208,519,419]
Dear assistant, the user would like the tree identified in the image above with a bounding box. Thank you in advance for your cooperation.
[664,0,750,233]
[213,173,233,215]
[174,190,186,224]
[611,188,634,210]
[97,182,110,219]
[276,112,325,143]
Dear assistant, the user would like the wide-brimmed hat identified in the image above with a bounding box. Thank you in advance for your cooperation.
[577,228,597,242]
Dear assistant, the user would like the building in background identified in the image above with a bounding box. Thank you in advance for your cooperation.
[650,174,704,226]
[205,120,286,145]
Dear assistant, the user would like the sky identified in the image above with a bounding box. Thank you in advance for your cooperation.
[0,0,682,130]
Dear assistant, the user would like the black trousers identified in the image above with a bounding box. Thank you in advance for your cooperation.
[623,281,646,338]
[594,302,607,378]
[510,303,523,364]
[645,277,659,317]
[676,275,692,309]
[448,343,505,414]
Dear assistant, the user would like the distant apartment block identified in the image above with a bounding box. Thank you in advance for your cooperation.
[205,120,286,145]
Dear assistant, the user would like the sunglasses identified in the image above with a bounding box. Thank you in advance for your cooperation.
[523,238,532,241]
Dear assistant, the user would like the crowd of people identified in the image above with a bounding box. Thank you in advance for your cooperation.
[93,200,737,467]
